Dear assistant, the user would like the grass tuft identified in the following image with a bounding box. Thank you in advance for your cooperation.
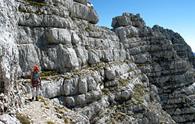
[118,79,129,87]
[37,96,49,106]
[131,84,145,104]
[25,0,47,7]
[47,121,55,124]
[16,113,31,124]
[64,117,73,124]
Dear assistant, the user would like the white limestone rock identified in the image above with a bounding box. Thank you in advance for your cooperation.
[71,1,99,24]
[0,0,19,98]
[44,28,72,45]
[78,77,88,94]
[18,44,40,72]
[0,114,20,124]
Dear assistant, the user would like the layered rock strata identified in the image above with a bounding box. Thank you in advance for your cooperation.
[113,13,195,123]
[0,0,194,123]
[15,0,177,123]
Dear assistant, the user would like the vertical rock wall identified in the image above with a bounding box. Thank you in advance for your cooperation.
[0,0,19,112]
[15,0,177,123]
[17,0,100,74]
[0,0,194,123]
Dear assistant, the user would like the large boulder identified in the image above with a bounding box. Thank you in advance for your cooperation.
[58,46,79,71]
[71,2,99,24]
[41,45,79,72]
[78,77,88,94]
[41,79,64,98]
[75,46,88,66]
[18,44,40,72]
[88,50,100,65]
[44,28,72,46]
[112,13,145,28]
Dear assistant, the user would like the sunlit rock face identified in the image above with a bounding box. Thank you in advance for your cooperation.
[0,0,19,113]
[113,13,195,123]
[0,0,195,123]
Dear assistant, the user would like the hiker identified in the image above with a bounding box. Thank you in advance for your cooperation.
[31,65,41,101]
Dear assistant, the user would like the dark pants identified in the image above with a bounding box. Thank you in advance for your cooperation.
[32,80,41,98]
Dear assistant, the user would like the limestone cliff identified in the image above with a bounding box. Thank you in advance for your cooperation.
[0,0,194,123]
[0,0,19,113]
[113,13,195,123]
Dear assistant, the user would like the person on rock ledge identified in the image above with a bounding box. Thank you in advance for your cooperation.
[31,65,41,101]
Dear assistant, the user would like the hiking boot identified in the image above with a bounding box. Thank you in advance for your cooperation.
[31,97,34,101]
[36,96,38,101]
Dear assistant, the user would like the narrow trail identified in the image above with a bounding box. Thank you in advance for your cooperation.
[18,97,67,124]
[16,78,74,124]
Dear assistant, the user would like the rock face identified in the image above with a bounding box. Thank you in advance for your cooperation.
[71,1,99,24]
[112,13,145,28]
[0,0,195,123]
[0,0,19,113]
[113,13,195,123]
[17,0,99,73]
[0,114,20,124]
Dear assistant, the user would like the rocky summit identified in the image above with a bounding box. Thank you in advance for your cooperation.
[0,0,195,124]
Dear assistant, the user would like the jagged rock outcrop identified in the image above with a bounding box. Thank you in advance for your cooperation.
[15,0,176,123]
[0,0,195,123]
[14,0,177,123]
[113,13,195,123]
[112,13,145,29]
[153,25,195,68]
[71,0,99,24]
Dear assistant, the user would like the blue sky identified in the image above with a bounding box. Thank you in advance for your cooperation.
[90,0,195,51]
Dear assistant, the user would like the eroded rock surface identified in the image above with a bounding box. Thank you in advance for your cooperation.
[0,0,19,114]
[113,13,195,123]
[0,0,194,123]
